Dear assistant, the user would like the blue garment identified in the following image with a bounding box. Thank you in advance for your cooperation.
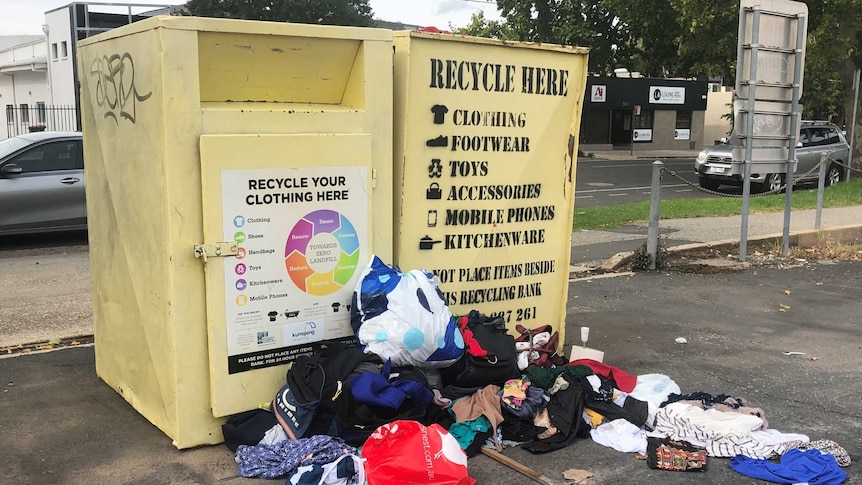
[350,359,433,408]
[448,415,492,450]
[729,448,847,485]
[235,435,356,479]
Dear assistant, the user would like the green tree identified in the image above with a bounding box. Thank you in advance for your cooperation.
[805,0,862,168]
[669,0,738,81]
[607,0,683,77]
[492,0,635,74]
[454,11,516,40]
[184,0,374,27]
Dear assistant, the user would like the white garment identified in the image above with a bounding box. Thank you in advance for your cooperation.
[612,390,628,408]
[259,423,288,446]
[751,429,810,446]
[590,419,647,454]
[651,403,801,459]
[669,402,764,435]
[516,332,551,370]
[630,374,681,409]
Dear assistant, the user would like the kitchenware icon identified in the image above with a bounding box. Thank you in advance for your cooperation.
[419,236,442,250]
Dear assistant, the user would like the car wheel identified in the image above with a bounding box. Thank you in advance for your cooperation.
[698,177,720,191]
[826,164,843,186]
[758,173,784,193]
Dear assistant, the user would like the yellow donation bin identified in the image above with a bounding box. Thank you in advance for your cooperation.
[392,32,588,346]
[78,16,393,448]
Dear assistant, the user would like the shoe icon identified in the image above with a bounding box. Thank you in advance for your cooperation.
[426,135,448,147]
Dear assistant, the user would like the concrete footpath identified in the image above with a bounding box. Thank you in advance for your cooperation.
[572,205,862,264]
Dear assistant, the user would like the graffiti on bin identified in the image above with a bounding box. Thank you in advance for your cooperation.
[89,52,152,125]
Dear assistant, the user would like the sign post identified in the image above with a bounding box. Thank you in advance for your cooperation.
[733,0,808,261]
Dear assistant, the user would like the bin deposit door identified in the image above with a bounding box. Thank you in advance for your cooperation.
[200,134,372,416]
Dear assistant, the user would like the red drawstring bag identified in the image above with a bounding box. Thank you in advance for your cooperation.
[363,420,476,485]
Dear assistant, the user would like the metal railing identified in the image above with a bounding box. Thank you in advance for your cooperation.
[5,105,78,138]
[645,153,862,267]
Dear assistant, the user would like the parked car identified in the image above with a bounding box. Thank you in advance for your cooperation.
[0,132,86,236]
[695,121,851,192]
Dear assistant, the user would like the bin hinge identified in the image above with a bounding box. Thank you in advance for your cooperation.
[194,242,238,263]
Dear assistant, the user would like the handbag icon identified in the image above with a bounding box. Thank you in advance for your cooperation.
[426,183,442,200]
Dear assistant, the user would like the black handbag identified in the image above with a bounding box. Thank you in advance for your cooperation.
[441,311,521,388]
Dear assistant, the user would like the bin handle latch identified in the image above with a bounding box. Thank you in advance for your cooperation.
[194,242,239,263]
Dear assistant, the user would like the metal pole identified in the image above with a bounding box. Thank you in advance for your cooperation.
[783,13,806,256]
[848,68,861,180]
[647,161,663,270]
[816,153,827,229]
[740,8,761,262]
[630,107,635,157]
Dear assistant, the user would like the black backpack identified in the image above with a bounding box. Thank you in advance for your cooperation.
[440,310,521,388]
[302,342,432,446]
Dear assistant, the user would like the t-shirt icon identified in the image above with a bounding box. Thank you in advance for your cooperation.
[431,105,449,125]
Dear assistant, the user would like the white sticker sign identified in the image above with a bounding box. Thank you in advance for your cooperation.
[633,129,653,142]
[649,86,685,104]
[220,166,368,374]
[674,129,691,140]
[591,85,607,102]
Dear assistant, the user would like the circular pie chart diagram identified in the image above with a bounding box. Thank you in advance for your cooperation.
[284,209,361,296]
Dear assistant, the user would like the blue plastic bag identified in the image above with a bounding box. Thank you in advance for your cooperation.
[351,255,464,368]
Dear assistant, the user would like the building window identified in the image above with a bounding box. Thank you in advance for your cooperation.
[676,111,692,129]
[19,104,29,124]
[5,105,13,123]
[52,43,58,60]
[633,110,654,129]
[61,41,68,59]
[36,102,47,124]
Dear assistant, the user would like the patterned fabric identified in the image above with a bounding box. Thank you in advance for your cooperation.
[235,435,356,479]
[502,379,528,409]
[786,439,852,467]
[647,437,708,472]
[286,454,365,485]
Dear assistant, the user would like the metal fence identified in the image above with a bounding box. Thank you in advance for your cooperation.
[5,105,78,138]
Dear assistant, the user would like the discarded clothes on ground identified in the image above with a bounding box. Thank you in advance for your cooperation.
[221,256,851,484]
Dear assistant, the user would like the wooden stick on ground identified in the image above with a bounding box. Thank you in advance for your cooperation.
[480,447,556,485]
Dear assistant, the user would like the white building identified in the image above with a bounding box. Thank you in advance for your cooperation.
[1,3,178,139]
[0,36,52,138]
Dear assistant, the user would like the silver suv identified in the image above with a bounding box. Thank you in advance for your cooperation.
[695,121,851,192]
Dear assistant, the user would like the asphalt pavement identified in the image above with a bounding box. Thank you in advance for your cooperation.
[2,148,861,484]
[3,262,860,484]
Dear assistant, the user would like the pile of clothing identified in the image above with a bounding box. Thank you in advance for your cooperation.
[219,257,851,484]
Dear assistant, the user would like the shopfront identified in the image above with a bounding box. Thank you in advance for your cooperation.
[579,77,709,152]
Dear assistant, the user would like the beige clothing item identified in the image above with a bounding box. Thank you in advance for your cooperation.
[452,384,504,450]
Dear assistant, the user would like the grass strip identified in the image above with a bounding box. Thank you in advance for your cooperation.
[572,178,862,231]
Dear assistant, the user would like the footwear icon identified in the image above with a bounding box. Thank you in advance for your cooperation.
[426,135,448,147]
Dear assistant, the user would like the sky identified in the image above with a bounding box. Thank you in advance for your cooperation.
[0,0,502,36]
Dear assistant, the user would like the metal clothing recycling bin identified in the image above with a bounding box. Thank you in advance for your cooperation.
[392,32,589,345]
[78,16,393,448]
